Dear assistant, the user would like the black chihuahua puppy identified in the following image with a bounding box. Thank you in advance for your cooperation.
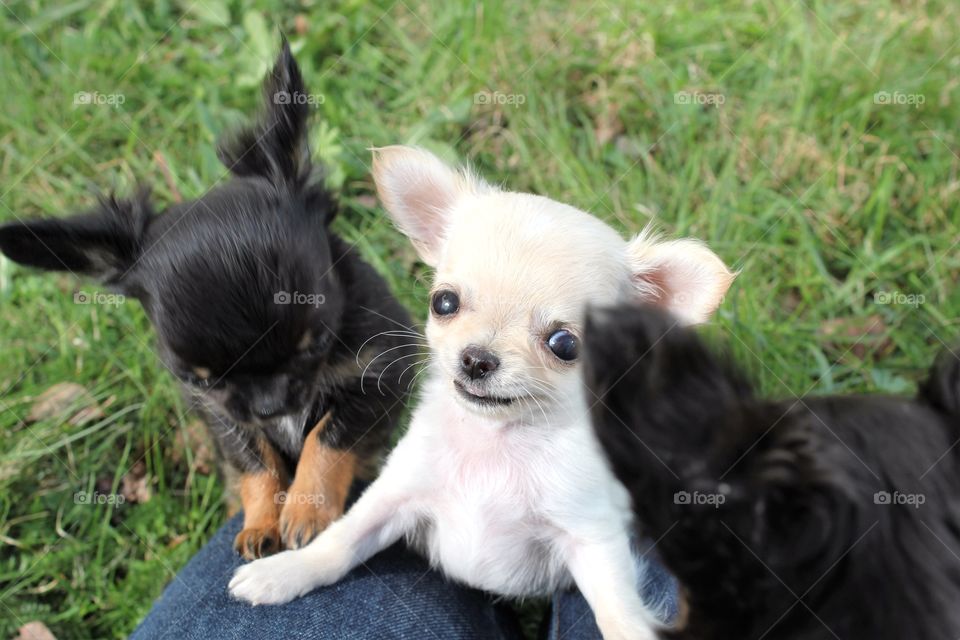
[0,43,415,559]
[585,304,960,639]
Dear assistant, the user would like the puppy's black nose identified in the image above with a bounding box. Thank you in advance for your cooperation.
[460,346,500,380]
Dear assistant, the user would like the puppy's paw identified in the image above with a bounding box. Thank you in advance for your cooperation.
[229,549,319,605]
[279,498,340,550]
[233,525,280,560]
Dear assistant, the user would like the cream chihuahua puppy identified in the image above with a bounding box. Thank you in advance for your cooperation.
[230,146,735,639]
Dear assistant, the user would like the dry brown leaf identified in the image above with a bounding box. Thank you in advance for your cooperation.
[67,405,105,426]
[167,533,189,549]
[170,419,214,475]
[593,103,624,146]
[121,461,152,504]
[16,622,57,640]
[294,14,308,35]
[28,383,101,424]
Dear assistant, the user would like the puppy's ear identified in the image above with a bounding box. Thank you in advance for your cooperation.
[0,192,151,286]
[625,229,736,325]
[218,39,311,187]
[371,146,488,266]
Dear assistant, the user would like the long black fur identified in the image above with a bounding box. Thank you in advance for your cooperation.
[0,43,414,497]
[585,303,960,640]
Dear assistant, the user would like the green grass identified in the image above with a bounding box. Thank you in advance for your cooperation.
[1,0,959,637]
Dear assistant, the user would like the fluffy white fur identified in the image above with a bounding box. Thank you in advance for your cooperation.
[229,146,736,639]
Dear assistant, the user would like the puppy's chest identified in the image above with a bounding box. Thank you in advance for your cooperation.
[269,415,306,455]
[414,428,572,596]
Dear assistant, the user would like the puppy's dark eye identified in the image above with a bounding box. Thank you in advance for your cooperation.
[547,329,579,361]
[431,290,460,317]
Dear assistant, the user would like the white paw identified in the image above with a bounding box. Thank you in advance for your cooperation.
[229,549,321,605]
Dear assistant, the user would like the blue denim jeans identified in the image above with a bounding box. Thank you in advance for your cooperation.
[132,514,677,639]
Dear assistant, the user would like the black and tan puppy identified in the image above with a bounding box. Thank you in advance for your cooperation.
[0,43,415,559]
[585,303,960,640]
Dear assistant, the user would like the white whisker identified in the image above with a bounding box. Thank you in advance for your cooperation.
[360,342,426,394]
[355,330,427,366]
[399,357,433,384]
[407,361,434,392]
[376,352,433,394]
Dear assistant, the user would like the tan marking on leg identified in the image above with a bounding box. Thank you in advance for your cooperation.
[233,441,287,560]
[279,412,357,549]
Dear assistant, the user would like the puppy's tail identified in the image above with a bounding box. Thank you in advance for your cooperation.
[918,346,960,420]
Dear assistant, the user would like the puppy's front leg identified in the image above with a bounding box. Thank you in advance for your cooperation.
[234,438,288,560]
[229,441,423,605]
[565,534,661,640]
[279,413,355,549]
